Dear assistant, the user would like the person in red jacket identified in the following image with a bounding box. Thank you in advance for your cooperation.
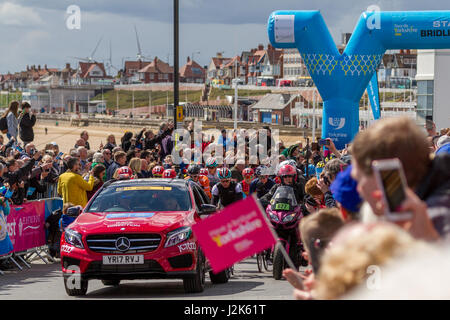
[240,168,254,197]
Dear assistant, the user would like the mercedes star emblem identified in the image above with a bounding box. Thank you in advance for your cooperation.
[115,237,131,252]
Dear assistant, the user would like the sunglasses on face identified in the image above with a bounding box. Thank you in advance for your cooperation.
[221,179,231,184]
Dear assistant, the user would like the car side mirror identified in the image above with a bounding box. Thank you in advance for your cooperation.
[199,204,216,216]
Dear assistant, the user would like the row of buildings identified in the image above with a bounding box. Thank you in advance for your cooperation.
[0,41,419,92]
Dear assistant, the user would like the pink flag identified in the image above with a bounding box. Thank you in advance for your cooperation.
[192,195,277,274]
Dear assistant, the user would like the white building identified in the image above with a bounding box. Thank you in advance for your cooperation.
[415,49,450,130]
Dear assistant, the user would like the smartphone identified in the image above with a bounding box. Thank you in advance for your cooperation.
[372,158,412,221]
[319,139,330,147]
[56,152,64,160]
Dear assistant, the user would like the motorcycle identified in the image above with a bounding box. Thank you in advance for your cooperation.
[265,185,304,280]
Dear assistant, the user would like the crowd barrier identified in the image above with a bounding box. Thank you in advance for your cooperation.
[0,197,63,275]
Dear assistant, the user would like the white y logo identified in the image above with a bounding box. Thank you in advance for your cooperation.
[328,117,346,130]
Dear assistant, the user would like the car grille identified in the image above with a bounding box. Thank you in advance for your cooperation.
[86,233,162,253]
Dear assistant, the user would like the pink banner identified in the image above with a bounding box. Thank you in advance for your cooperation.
[6,201,46,253]
[192,195,277,273]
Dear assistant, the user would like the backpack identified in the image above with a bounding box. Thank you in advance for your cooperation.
[0,116,7,133]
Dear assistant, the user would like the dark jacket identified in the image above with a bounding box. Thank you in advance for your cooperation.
[260,182,306,210]
[19,112,36,143]
[250,178,276,199]
[106,161,121,181]
[415,154,450,237]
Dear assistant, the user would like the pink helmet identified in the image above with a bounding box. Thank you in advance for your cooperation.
[278,164,297,178]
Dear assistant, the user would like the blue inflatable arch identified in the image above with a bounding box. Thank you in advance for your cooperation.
[268,11,450,149]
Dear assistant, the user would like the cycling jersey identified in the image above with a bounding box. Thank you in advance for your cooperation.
[211,181,243,207]
[186,175,212,199]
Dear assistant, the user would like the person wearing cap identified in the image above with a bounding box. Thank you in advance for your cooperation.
[57,157,95,207]
[435,134,450,156]
[19,102,36,146]
[330,165,363,221]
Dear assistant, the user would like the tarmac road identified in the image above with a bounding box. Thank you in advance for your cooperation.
[0,257,298,300]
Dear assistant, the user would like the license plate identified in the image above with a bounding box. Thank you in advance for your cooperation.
[102,255,144,265]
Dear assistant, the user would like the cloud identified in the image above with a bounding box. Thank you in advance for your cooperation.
[0,2,43,26]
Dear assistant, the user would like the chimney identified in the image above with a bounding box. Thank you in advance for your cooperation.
[187,56,191,63]
[258,44,264,51]
[38,65,41,70]
[26,65,29,71]
[154,56,158,68]
[216,52,223,58]
[66,63,70,70]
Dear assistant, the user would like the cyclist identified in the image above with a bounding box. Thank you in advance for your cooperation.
[211,167,243,208]
[240,168,254,198]
[152,165,164,178]
[260,164,306,210]
[250,165,276,199]
[185,164,212,199]
[205,157,220,188]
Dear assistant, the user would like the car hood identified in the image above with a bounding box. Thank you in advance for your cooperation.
[72,211,196,234]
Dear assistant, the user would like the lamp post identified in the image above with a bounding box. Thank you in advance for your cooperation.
[173,0,179,128]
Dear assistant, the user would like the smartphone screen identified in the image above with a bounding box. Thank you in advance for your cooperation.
[379,168,406,212]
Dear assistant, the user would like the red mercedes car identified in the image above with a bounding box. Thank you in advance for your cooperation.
[60,178,231,296]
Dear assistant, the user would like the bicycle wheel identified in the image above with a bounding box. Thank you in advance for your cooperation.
[256,253,263,272]
[263,249,272,272]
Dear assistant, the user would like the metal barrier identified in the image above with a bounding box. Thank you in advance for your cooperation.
[1,197,63,275]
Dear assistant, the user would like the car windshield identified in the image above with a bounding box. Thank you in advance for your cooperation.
[86,185,192,213]
[271,185,298,210]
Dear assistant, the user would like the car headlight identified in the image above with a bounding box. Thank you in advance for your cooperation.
[269,212,280,223]
[64,228,84,249]
[282,213,296,223]
[164,227,192,248]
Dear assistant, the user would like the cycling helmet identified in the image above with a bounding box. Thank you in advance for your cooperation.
[278,164,297,177]
[199,168,209,176]
[152,165,164,177]
[188,164,201,175]
[116,166,132,180]
[255,165,271,177]
[206,157,218,168]
[163,168,177,179]
[242,168,254,178]
[217,167,232,180]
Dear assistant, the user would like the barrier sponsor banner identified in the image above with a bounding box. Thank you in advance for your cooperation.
[192,195,277,273]
[367,72,381,120]
[6,201,46,253]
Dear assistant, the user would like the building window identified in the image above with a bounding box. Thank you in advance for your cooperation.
[416,80,434,124]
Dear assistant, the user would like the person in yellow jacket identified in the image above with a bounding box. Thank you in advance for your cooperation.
[57,157,95,208]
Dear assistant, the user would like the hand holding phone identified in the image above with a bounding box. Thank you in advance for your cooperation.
[319,139,330,147]
[372,158,412,221]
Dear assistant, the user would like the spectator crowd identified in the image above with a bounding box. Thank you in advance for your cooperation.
[0,99,450,300]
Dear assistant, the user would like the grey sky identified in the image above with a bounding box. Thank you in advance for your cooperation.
[0,0,448,74]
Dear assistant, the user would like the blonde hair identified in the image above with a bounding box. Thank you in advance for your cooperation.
[129,157,142,174]
[314,222,422,300]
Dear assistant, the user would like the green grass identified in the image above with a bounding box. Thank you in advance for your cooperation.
[208,88,272,100]
[93,90,202,109]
